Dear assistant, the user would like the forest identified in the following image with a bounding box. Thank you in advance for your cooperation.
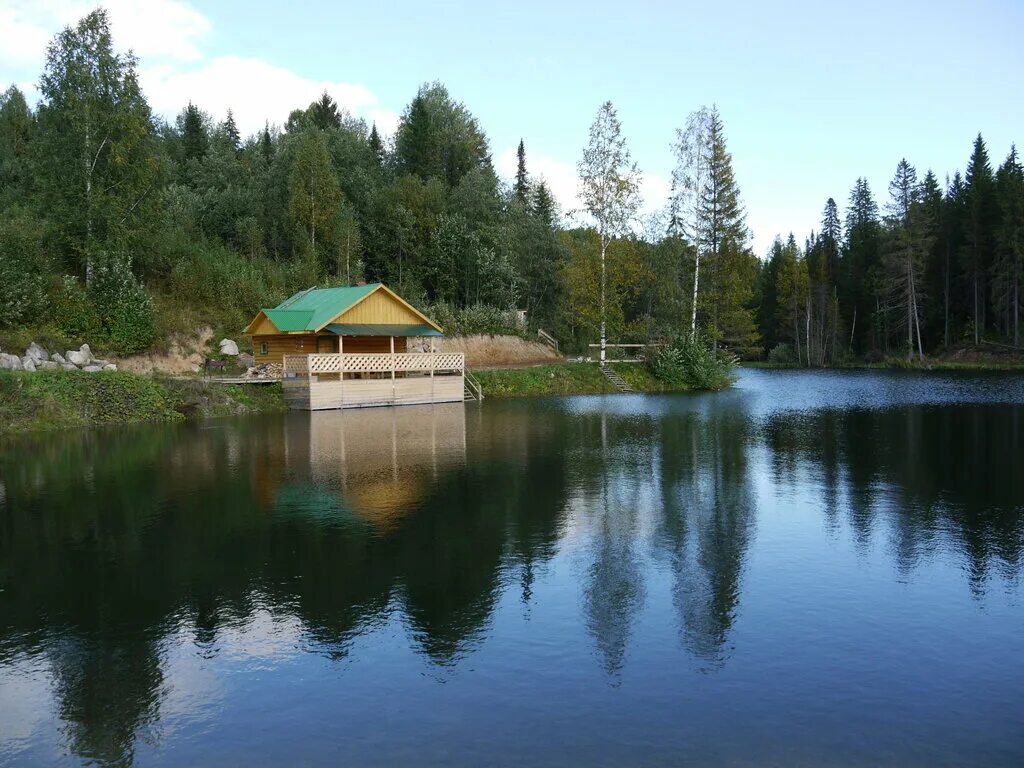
[0,8,1021,364]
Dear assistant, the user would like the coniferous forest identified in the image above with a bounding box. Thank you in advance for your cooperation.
[1,8,1021,363]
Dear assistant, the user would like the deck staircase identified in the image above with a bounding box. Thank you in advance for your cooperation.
[600,364,634,393]
[464,369,484,402]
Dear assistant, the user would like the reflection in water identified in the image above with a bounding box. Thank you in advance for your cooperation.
[1,371,1023,766]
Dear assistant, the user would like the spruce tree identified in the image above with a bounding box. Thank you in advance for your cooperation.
[994,146,1024,344]
[179,102,208,162]
[696,107,757,352]
[514,139,529,203]
[0,86,34,207]
[221,108,240,151]
[532,180,556,227]
[842,177,882,352]
[260,122,274,160]
[963,133,995,343]
[883,159,928,359]
[368,122,384,166]
[310,90,341,130]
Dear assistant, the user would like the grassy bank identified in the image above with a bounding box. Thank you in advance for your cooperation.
[472,362,688,398]
[0,369,286,434]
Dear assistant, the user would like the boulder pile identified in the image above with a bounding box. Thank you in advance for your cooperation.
[0,343,118,373]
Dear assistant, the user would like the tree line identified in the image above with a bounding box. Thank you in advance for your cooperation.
[0,8,1018,362]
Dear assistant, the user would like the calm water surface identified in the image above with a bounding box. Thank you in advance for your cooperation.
[1,369,1023,767]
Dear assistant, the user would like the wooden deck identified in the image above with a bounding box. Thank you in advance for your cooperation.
[282,352,468,410]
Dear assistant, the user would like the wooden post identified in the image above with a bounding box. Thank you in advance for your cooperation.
[430,336,435,402]
[390,335,396,403]
[339,335,344,405]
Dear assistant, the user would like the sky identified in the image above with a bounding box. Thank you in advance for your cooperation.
[2,0,1022,256]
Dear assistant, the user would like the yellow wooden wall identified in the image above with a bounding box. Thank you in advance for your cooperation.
[335,289,426,325]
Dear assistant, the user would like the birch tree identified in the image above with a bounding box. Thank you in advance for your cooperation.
[577,101,641,363]
[289,131,342,268]
[36,9,157,282]
[670,107,713,333]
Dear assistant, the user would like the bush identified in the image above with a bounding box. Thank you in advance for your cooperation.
[54,275,101,341]
[768,342,798,366]
[0,211,50,327]
[426,301,521,336]
[647,332,736,391]
[90,253,157,354]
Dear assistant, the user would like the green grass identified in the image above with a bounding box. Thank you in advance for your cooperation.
[472,362,692,398]
[0,369,286,434]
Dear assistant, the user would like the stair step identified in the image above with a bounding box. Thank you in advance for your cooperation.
[599,364,634,393]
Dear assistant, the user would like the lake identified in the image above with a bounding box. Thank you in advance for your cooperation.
[1,369,1023,767]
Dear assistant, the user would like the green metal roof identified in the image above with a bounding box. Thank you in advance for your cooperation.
[325,323,443,337]
[261,284,381,332]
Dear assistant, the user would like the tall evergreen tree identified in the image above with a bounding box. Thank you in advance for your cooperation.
[221,108,240,151]
[179,102,208,162]
[963,133,996,343]
[0,86,35,206]
[514,139,529,203]
[883,159,928,359]
[533,180,556,227]
[696,107,758,352]
[842,177,882,352]
[310,90,341,130]
[368,122,384,166]
[994,146,1024,345]
[259,122,274,161]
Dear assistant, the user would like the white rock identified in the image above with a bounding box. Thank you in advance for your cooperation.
[103,364,117,371]
[0,353,23,370]
[219,338,239,356]
[67,350,89,366]
[61,362,78,371]
[21,357,37,372]
[52,352,66,364]
[82,364,103,373]
[38,360,60,370]
[26,342,49,362]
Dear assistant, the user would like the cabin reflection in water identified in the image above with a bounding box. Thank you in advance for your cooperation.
[283,403,467,530]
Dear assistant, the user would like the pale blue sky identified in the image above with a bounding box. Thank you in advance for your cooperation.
[3,0,1022,255]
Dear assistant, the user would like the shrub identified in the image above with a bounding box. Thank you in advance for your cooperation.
[426,301,521,336]
[0,211,50,327]
[768,342,798,366]
[90,253,157,354]
[54,275,101,341]
[647,332,736,391]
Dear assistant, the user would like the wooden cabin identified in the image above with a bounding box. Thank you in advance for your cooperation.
[245,283,479,410]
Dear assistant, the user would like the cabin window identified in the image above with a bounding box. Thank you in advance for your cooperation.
[259,341,268,355]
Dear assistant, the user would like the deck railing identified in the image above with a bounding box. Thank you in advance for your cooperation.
[283,352,465,378]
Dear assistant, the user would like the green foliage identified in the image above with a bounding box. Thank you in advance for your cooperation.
[0,369,182,431]
[54,276,101,341]
[768,342,797,366]
[426,302,522,336]
[89,252,156,353]
[0,211,50,327]
[648,333,736,391]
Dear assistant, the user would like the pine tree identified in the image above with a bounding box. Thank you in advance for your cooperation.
[963,134,995,343]
[260,121,274,160]
[396,94,440,179]
[221,108,240,151]
[368,122,384,166]
[842,177,882,352]
[514,139,529,203]
[994,146,1024,345]
[696,107,757,352]
[940,172,967,346]
[0,86,34,207]
[821,198,841,279]
[179,102,208,162]
[532,180,556,227]
[775,233,809,364]
[310,90,341,130]
[883,159,928,359]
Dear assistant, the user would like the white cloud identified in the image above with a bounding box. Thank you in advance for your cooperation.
[142,56,384,137]
[5,0,397,139]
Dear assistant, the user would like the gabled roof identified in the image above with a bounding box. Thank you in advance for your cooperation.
[245,283,442,335]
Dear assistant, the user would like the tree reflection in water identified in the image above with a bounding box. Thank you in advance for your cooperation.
[1,382,1022,765]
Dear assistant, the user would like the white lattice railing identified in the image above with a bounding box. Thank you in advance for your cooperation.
[283,352,464,378]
